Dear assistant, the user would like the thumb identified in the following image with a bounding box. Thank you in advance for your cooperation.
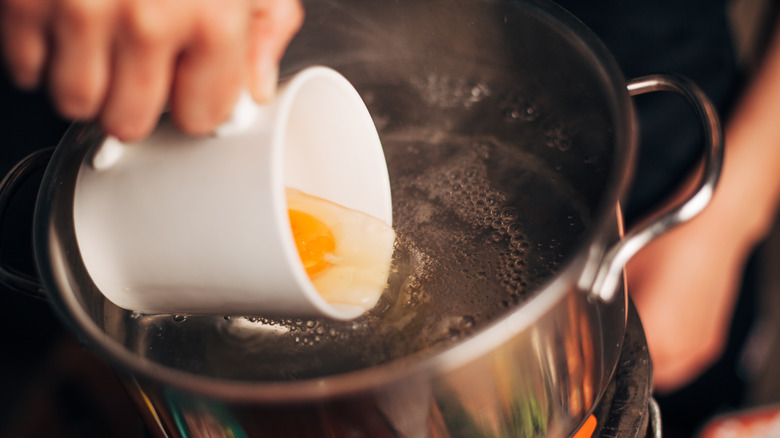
[247,0,304,102]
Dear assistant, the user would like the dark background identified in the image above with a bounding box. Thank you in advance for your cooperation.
[0,68,145,437]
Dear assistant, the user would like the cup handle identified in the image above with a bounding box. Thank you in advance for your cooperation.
[91,91,261,171]
[586,74,724,302]
[0,147,54,299]
[214,91,261,137]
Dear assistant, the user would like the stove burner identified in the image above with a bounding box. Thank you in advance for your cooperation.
[588,300,658,437]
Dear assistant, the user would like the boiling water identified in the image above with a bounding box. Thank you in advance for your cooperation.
[116,130,590,381]
[102,63,613,381]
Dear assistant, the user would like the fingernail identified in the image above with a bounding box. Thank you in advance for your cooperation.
[252,55,279,103]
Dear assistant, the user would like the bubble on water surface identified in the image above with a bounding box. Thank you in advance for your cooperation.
[500,92,539,123]
[411,74,491,109]
[545,124,572,151]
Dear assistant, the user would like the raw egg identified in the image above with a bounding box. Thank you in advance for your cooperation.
[286,188,395,310]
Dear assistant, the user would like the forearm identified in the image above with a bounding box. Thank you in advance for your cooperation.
[626,16,780,392]
[709,16,780,246]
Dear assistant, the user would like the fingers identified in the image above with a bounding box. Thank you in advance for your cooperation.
[247,0,303,102]
[169,1,247,136]
[0,0,51,88]
[100,1,181,140]
[48,0,112,119]
[1,0,303,140]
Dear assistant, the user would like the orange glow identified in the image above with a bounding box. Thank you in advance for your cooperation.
[289,209,336,278]
[572,415,597,438]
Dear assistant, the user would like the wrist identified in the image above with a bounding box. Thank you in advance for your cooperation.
[699,176,774,254]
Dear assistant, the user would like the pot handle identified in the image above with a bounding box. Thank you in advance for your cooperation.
[587,75,723,301]
[0,147,55,299]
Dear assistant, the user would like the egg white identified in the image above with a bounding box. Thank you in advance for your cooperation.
[286,188,396,310]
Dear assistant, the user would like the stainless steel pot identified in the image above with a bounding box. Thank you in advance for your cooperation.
[0,0,721,436]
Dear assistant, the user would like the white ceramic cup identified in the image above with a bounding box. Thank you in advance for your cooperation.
[72,66,393,320]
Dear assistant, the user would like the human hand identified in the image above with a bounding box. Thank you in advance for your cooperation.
[626,205,756,393]
[0,0,303,141]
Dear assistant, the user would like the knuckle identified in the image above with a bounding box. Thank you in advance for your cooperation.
[195,7,245,47]
[120,4,169,48]
[265,0,304,35]
[249,0,304,52]
[57,0,111,33]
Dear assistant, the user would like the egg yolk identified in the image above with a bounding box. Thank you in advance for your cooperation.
[289,209,336,279]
